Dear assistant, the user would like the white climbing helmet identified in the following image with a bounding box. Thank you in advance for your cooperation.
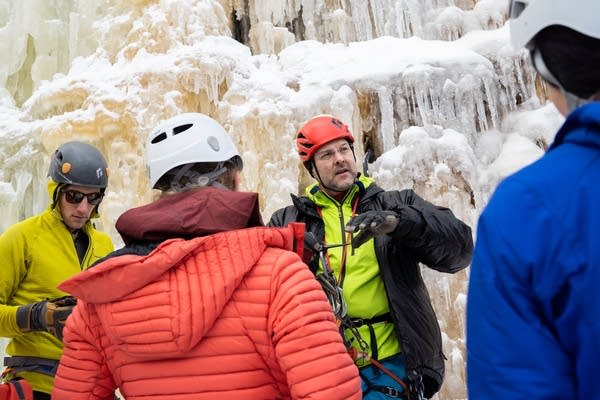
[509,0,600,50]
[146,113,242,189]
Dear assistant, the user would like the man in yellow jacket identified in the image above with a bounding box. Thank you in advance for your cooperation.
[0,141,114,399]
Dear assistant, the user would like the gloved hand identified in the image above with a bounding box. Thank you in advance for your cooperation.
[304,232,324,253]
[16,296,77,341]
[345,210,399,248]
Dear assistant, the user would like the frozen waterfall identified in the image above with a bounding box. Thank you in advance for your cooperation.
[0,1,564,398]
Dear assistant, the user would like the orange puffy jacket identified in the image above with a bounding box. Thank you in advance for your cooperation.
[52,224,361,399]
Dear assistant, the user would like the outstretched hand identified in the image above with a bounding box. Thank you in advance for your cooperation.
[345,210,398,248]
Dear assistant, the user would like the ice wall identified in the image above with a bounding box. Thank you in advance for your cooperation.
[0,0,564,399]
[222,0,508,53]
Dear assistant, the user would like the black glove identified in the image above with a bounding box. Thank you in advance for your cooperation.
[304,232,324,253]
[16,296,77,341]
[345,210,399,248]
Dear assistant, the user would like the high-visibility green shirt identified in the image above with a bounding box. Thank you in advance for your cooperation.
[0,181,113,393]
[306,175,401,367]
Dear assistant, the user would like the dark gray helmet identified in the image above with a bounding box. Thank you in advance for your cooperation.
[48,141,109,188]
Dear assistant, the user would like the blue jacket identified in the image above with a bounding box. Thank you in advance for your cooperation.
[467,102,600,399]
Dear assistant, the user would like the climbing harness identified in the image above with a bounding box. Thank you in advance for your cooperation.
[407,372,425,400]
[2,357,58,378]
[305,232,348,319]
[304,233,419,399]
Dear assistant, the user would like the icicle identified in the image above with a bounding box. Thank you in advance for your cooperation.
[330,9,353,45]
[482,75,499,129]
[349,2,371,41]
[474,78,489,132]
[377,86,395,151]
[429,86,440,126]
[440,79,456,127]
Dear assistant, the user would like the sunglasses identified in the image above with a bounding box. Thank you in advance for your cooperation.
[63,190,104,206]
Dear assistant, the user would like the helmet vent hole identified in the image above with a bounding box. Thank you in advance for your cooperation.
[151,132,167,144]
[173,123,193,135]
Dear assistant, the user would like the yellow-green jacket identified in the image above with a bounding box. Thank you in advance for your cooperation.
[305,176,401,366]
[268,174,473,398]
[0,181,113,393]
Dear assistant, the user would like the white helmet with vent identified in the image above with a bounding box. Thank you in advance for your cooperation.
[146,113,242,189]
[509,0,600,50]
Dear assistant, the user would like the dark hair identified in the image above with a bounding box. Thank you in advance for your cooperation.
[155,158,239,192]
[190,161,238,188]
[536,26,600,98]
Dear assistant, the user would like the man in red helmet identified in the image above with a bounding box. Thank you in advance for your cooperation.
[269,115,473,399]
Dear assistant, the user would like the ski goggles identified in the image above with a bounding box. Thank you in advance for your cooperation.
[62,189,104,205]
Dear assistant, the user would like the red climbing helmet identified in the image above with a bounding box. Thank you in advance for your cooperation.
[295,115,354,163]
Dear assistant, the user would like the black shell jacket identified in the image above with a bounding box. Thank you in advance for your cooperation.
[268,182,473,398]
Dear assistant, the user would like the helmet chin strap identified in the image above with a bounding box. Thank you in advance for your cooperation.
[52,183,65,208]
[532,48,591,113]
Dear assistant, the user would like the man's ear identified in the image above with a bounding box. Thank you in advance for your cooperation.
[232,170,241,191]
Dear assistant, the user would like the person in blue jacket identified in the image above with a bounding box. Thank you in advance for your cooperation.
[466,1,600,399]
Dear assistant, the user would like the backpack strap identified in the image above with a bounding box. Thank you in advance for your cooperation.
[287,222,306,259]
[11,380,28,400]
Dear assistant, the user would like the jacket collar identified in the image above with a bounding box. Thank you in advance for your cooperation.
[116,187,263,245]
[305,173,374,206]
[550,101,600,151]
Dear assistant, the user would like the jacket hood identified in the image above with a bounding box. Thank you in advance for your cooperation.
[60,223,305,359]
[48,180,60,205]
[116,187,263,245]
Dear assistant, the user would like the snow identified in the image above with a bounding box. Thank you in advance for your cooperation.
[0,1,566,398]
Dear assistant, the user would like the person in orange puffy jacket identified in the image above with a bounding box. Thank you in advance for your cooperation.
[51,113,362,400]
